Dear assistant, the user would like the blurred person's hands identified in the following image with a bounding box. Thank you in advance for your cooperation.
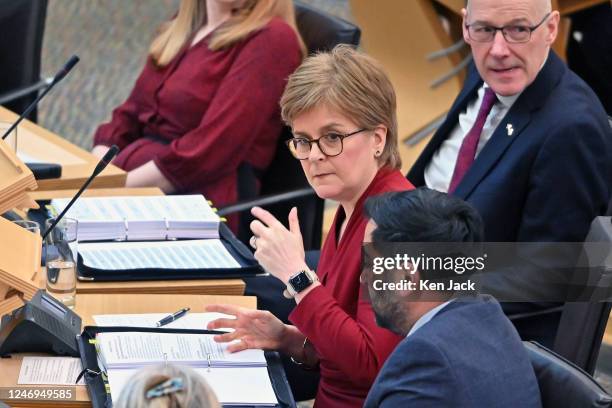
[206,304,288,353]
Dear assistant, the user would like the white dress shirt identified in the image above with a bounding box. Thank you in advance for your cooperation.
[424,85,521,193]
[406,300,453,337]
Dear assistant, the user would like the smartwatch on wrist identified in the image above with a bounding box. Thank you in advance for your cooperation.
[283,269,318,299]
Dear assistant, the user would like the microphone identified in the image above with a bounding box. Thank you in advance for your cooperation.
[50,55,79,85]
[42,145,119,241]
[2,55,80,141]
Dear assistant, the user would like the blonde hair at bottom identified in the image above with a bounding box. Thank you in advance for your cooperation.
[113,364,220,408]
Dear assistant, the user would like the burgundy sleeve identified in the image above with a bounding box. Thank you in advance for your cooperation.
[153,24,301,190]
[289,285,402,386]
[92,64,150,149]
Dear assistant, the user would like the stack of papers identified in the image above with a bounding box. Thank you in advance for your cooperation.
[97,331,278,406]
[50,195,220,241]
[79,240,240,271]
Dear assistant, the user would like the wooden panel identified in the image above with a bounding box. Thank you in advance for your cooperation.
[0,106,126,191]
[350,0,462,173]
[604,315,612,346]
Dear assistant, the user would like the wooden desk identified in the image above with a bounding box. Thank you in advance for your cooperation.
[0,355,89,408]
[76,278,246,296]
[0,294,256,407]
[0,106,126,191]
[74,293,256,325]
[28,187,164,202]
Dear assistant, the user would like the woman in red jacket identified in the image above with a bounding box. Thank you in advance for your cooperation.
[91,0,304,220]
[207,45,415,407]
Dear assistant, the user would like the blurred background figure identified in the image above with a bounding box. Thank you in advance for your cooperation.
[91,0,304,230]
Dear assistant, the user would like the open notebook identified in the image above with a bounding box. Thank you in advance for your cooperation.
[97,331,278,406]
[50,195,220,241]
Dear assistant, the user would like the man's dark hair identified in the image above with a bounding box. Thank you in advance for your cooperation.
[364,187,484,244]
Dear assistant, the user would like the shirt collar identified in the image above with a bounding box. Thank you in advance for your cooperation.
[483,83,521,109]
[406,300,453,337]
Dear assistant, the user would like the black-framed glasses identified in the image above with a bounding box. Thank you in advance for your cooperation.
[465,12,551,43]
[285,128,367,160]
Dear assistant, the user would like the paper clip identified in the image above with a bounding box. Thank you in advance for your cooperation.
[206,353,212,372]
[163,353,168,367]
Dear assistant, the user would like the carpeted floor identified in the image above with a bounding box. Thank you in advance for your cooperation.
[38,0,351,149]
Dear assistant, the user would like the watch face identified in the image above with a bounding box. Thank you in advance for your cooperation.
[290,271,312,293]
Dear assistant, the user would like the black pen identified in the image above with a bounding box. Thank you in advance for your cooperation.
[156,307,191,327]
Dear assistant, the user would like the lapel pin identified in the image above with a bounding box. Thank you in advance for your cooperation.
[506,123,514,136]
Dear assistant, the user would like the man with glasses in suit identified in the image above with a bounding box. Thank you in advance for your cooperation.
[407,0,612,345]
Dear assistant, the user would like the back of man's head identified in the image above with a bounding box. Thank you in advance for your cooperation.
[365,187,484,245]
[363,188,485,335]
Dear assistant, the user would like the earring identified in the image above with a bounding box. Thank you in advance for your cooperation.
[375,150,381,157]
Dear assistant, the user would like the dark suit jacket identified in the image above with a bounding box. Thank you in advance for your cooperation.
[364,296,542,408]
[408,52,612,244]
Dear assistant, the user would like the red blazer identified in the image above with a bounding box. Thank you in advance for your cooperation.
[93,18,302,213]
[290,168,414,407]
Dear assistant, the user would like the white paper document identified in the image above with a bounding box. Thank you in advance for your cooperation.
[18,357,85,385]
[97,332,266,369]
[79,239,240,270]
[93,312,235,331]
[51,195,220,241]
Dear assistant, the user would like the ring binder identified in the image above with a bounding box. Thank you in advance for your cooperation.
[123,218,129,241]
[75,367,101,384]
[77,326,295,408]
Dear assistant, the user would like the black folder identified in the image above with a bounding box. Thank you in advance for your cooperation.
[73,223,265,281]
[77,326,296,408]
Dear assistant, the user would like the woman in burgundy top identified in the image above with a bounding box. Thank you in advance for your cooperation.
[92,0,304,217]
[207,46,414,407]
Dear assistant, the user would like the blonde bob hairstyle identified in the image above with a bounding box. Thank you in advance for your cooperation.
[280,45,401,170]
[114,364,219,408]
[150,0,305,67]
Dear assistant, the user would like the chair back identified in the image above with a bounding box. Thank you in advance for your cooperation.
[236,2,361,249]
[0,0,47,121]
[525,341,612,408]
[553,217,612,374]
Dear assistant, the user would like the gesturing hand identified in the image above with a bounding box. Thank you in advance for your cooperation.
[249,206,309,284]
[205,304,288,353]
